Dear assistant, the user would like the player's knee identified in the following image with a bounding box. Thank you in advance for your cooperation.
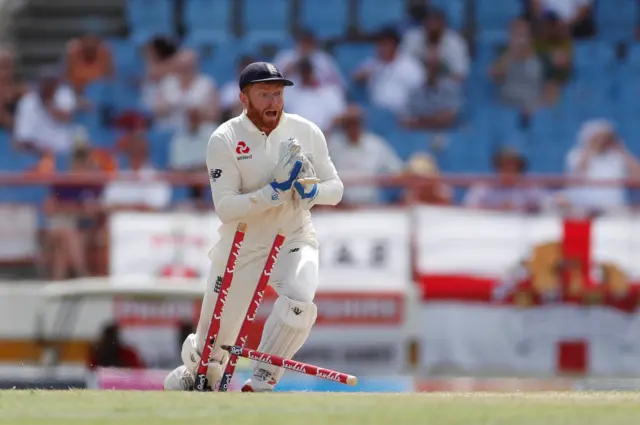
[273,295,317,329]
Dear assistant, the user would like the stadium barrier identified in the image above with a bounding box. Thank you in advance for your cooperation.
[1,172,640,385]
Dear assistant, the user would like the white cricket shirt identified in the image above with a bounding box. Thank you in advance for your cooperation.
[206,112,343,260]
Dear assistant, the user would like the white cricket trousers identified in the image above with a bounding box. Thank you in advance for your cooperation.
[194,241,319,363]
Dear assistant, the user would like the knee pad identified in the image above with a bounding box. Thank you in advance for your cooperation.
[180,333,225,387]
[253,295,317,381]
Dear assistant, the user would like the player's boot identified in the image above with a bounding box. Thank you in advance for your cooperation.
[241,368,276,392]
[163,365,195,391]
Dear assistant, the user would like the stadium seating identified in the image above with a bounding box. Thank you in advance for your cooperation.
[595,0,638,43]
[243,0,290,40]
[9,0,637,195]
[185,0,233,43]
[356,0,405,33]
[299,0,350,39]
[126,0,174,44]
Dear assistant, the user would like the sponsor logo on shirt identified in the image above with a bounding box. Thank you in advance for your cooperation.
[236,141,252,160]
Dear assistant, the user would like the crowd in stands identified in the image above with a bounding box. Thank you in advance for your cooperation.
[0,0,640,279]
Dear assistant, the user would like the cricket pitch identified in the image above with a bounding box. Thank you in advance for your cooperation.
[1,390,640,425]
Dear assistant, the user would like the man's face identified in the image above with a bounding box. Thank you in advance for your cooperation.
[298,38,316,55]
[344,119,361,142]
[377,38,397,61]
[497,158,522,183]
[40,78,59,100]
[425,16,445,37]
[242,82,285,130]
[80,36,100,59]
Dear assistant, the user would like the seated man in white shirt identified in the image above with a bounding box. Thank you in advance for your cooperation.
[103,136,171,211]
[273,28,345,89]
[353,27,425,113]
[399,51,463,130]
[154,50,220,131]
[328,105,403,206]
[400,7,469,81]
[563,119,640,215]
[13,68,77,155]
[285,57,346,133]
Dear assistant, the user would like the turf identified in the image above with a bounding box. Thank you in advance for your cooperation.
[1,391,640,425]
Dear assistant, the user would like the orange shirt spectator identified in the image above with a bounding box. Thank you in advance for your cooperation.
[65,34,114,93]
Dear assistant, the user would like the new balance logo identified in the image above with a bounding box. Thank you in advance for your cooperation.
[289,248,299,253]
[209,168,222,181]
[292,307,303,315]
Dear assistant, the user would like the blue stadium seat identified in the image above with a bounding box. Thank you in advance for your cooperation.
[240,33,293,61]
[474,0,522,30]
[627,43,640,68]
[429,0,465,30]
[300,0,349,39]
[107,39,143,79]
[438,130,493,172]
[363,105,398,139]
[243,0,290,40]
[126,0,174,43]
[574,41,616,78]
[386,129,432,160]
[333,43,376,77]
[147,128,172,169]
[185,0,232,42]
[565,79,615,120]
[595,0,637,43]
[182,38,241,83]
[357,0,404,33]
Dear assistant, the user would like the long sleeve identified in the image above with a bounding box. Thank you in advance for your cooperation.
[309,124,343,206]
[206,134,273,223]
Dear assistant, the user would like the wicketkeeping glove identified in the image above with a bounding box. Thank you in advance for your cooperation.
[293,155,319,210]
[252,139,304,207]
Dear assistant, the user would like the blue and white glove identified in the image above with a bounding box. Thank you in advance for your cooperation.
[253,139,303,206]
[293,156,319,210]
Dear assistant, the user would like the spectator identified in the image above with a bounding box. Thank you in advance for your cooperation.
[402,152,452,205]
[141,36,179,113]
[88,323,144,369]
[328,105,403,206]
[530,0,595,38]
[154,50,219,131]
[490,18,545,113]
[44,141,102,280]
[464,147,549,212]
[0,45,27,130]
[169,108,216,204]
[353,27,424,113]
[399,51,463,130]
[563,119,640,215]
[65,34,114,94]
[219,55,256,121]
[286,58,346,133]
[402,0,430,32]
[400,7,469,80]
[13,67,78,155]
[273,28,344,88]
[534,11,573,104]
[103,136,171,211]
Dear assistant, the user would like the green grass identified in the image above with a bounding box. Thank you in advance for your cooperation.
[1,390,640,424]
